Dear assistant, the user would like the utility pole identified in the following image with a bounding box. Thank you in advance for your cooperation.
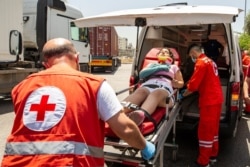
[244,0,247,33]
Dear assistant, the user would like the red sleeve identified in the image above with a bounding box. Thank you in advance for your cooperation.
[187,60,206,92]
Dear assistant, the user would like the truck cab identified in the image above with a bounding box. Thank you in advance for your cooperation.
[73,4,243,137]
[0,0,38,94]
[23,0,90,72]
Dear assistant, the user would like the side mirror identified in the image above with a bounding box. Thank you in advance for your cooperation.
[9,30,22,56]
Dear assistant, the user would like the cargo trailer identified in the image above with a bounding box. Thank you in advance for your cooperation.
[89,26,121,72]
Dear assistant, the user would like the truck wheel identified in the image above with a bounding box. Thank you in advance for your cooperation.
[79,63,89,72]
[111,64,115,71]
[111,59,115,71]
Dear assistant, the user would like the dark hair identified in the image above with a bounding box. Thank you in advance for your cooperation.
[168,48,174,60]
[166,48,175,64]
[187,44,201,54]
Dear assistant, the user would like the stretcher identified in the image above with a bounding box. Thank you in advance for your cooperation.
[104,90,182,167]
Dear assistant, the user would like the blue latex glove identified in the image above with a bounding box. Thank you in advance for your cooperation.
[141,141,156,160]
[178,89,186,100]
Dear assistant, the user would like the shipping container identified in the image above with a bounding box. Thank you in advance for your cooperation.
[88,26,121,72]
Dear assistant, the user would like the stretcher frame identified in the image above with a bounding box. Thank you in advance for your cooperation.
[104,90,182,167]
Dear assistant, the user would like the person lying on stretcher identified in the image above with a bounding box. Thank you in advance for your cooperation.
[123,48,184,126]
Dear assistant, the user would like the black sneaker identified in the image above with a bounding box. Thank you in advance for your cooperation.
[189,162,210,167]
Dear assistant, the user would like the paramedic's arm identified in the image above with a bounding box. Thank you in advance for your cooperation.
[107,111,146,149]
[243,76,250,104]
[97,81,146,149]
[183,62,205,96]
[108,112,155,160]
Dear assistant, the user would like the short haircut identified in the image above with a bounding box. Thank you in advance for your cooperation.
[188,44,202,54]
[42,43,76,60]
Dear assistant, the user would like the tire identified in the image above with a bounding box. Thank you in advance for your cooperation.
[79,63,89,72]
[111,60,115,71]
[91,66,94,73]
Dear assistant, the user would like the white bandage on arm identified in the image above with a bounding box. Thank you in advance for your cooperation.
[97,81,123,121]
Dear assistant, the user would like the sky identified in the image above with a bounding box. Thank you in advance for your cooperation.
[67,0,249,46]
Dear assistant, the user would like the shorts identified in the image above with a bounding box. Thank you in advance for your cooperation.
[141,79,175,104]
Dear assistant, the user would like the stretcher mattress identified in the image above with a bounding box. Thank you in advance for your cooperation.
[105,107,166,138]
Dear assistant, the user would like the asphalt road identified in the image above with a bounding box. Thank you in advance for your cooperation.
[0,64,249,166]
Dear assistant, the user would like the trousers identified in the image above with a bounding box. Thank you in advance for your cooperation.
[197,104,222,165]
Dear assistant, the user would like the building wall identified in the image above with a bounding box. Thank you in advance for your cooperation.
[118,37,128,50]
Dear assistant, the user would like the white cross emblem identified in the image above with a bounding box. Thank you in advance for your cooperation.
[23,86,66,131]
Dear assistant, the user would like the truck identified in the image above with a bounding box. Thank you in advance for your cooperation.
[23,0,91,72]
[0,0,38,94]
[88,26,121,72]
[0,0,91,95]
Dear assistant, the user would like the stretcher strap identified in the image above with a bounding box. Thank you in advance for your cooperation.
[121,101,140,110]
[121,101,157,130]
[139,108,157,130]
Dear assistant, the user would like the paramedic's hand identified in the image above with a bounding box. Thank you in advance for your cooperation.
[141,141,156,160]
[178,89,186,100]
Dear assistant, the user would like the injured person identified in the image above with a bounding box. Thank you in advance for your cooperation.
[123,48,184,126]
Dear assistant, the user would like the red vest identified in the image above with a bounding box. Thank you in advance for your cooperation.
[242,54,250,77]
[1,64,105,167]
[187,54,223,107]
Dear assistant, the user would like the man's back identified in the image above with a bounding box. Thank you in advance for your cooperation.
[188,55,223,107]
[3,64,105,167]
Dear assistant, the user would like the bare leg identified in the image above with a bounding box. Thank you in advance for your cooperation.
[140,89,170,115]
[124,88,173,126]
[123,87,150,113]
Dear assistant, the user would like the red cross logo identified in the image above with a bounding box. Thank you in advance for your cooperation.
[30,95,56,121]
[23,86,66,131]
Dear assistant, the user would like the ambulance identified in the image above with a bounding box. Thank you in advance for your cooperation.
[74,3,244,137]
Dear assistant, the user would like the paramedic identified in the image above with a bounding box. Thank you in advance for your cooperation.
[182,45,223,167]
[1,38,155,167]
[123,48,184,126]
[243,64,250,114]
[242,50,250,114]
[242,50,250,78]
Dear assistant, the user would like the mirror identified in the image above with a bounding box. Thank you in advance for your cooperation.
[9,30,22,56]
